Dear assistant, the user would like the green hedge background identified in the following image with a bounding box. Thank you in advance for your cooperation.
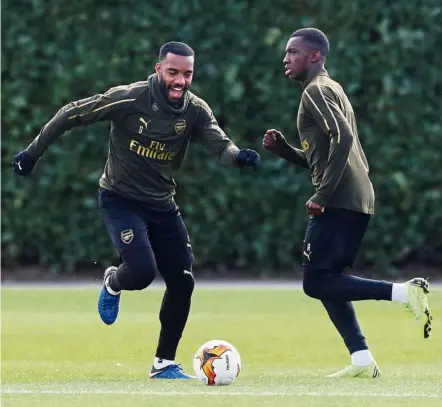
[2,0,442,275]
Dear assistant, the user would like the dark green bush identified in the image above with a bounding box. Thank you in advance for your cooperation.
[2,0,441,274]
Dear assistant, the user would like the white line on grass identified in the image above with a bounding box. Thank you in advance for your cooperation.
[2,389,440,398]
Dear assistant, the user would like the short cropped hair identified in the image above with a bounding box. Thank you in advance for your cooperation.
[290,28,329,56]
[159,41,195,61]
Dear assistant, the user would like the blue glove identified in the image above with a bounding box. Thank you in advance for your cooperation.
[236,149,260,169]
[12,150,38,176]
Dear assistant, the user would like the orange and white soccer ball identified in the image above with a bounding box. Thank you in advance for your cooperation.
[193,339,242,385]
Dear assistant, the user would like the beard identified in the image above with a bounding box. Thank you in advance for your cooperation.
[158,74,189,106]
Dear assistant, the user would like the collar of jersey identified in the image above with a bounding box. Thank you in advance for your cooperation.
[148,74,190,115]
[302,68,329,89]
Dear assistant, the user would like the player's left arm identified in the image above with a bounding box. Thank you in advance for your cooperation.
[193,100,259,168]
[303,83,354,207]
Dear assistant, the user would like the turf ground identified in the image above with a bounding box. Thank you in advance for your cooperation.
[1,282,441,406]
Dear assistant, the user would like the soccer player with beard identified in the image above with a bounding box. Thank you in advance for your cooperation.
[12,41,260,379]
[262,28,432,378]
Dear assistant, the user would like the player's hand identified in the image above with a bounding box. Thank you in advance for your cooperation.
[306,200,325,217]
[12,150,38,176]
[236,149,260,169]
[262,129,288,156]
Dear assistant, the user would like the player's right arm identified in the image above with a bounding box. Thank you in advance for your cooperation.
[12,84,146,176]
[262,129,309,169]
[25,85,140,160]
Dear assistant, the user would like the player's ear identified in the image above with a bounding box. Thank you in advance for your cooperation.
[311,51,321,63]
[155,63,162,75]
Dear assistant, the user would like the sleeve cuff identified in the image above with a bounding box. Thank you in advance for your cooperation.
[309,193,328,207]
[25,147,40,162]
[220,143,240,167]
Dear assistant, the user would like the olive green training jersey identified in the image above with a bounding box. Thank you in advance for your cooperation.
[25,74,240,208]
[290,69,375,214]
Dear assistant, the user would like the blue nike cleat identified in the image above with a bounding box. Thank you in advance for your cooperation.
[149,364,195,379]
[98,266,120,325]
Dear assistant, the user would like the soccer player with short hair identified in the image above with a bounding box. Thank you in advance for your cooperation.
[263,28,432,378]
[12,41,260,379]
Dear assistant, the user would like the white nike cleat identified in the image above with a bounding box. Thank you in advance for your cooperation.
[326,361,380,378]
[404,277,432,338]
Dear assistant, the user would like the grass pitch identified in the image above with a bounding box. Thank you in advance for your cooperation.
[1,281,441,406]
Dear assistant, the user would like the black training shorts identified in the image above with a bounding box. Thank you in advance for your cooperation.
[302,207,371,271]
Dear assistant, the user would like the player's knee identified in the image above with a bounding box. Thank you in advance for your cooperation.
[132,266,156,290]
[178,267,195,297]
[303,279,321,299]
[121,247,157,290]
[302,268,322,299]
[180,270,195,298]
[166,259,195,299]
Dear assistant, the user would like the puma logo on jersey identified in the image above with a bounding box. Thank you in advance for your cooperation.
[139,117,150,127]
[139,117,151,133]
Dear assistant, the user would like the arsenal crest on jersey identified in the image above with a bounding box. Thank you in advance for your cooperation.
[175,120,186,135]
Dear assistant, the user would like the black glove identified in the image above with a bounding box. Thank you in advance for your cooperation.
[12,150,38,176]
[236,149,260,169]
